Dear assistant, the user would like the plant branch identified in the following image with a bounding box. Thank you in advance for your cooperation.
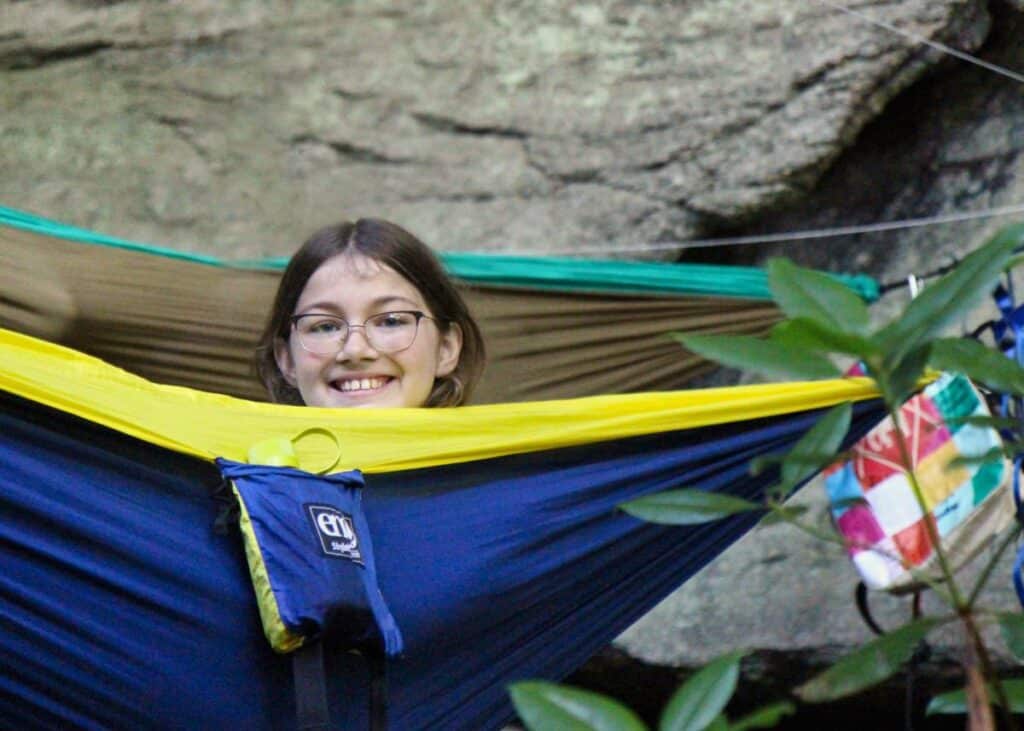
[888,405,965,608]
[889,401,1001,729]
[962,612,1017,731]
[766,502,848,547]
[966,524,1022,609]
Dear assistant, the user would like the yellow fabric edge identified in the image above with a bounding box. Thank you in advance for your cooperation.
[234,483,305,653]
[0,327,881,473]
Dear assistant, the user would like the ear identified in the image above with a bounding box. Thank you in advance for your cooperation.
[274,338,298,387]
[434,323,463,378]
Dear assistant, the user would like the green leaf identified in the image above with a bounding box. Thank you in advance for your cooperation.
[795,618,941,702]
[925,687,968,716]
[881,343,931,406]
[926,679,1024,715]
[770,318,880,359]
[952,415,1021,431]
[759,504,809,526]
[997,612,1024,662]
[748,454,781,476]
[620,489,762,526]
[659,651,745,731]
[767,258,871,335]
[995,678,1024,712]
[672,333,840,381]
[704,716,729,731]
[950,446,1007,468]
[509,681,648,731]
[876,224,1024,364]
[728,702,797,730]
[779,402,852,489]
[930,338,1024,396]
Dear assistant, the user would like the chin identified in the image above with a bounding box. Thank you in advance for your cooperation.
[345,398,397,409]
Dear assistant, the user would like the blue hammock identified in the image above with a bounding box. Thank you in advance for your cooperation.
[0,385,884,730]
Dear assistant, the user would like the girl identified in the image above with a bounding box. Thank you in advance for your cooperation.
[255,219,485,408]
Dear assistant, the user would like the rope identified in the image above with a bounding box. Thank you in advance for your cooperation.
[512,202,1024,256]
[814,0,1024,86]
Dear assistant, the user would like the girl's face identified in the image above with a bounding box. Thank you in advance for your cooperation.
[274,252,462,408]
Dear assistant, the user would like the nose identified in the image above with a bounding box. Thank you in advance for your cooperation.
[336,324,378,360]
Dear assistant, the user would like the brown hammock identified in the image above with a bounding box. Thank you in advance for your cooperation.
[0,224,781,403]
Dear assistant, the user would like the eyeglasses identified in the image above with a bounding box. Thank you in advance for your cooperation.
[290,310,436,355]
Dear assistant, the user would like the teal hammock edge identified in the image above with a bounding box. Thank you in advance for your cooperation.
[0,204,880,302]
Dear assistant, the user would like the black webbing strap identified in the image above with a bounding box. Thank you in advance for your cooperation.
[292,643,391,731]
[365,649,389,731]
[854,581,885,636]
[293,642,330,731]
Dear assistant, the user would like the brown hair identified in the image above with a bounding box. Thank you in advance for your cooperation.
[255,219,485,406]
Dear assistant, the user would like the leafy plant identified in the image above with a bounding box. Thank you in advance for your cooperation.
[509,651,795,731]
[510,223,1024,730]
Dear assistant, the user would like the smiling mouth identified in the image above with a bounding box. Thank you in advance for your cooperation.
[332,376,392,393]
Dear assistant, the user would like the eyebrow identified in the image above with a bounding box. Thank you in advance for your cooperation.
[298,296,423,314]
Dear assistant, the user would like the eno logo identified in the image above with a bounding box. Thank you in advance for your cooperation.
[306,504,364,564]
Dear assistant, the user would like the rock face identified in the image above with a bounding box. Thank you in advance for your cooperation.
[0,0,993,260]
[718,3,1024,289]
[615,2,1024,719]
[5,0,1024,722]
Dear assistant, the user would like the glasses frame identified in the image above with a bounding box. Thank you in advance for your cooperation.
[289,310,437,355]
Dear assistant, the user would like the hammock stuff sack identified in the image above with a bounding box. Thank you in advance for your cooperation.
[0,327,888,730]
[823,372,1015,593]
[218,457,402,730]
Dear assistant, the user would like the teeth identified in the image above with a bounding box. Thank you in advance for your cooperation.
[338,377,385,392]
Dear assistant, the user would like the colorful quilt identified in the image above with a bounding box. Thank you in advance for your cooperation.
[825,373,1013,592]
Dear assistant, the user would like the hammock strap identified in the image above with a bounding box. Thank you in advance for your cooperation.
[292,644,390,730]
[366,650,389,731]
[293,642,330,731]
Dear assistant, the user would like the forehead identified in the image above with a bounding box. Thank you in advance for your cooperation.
[294,252,427,313]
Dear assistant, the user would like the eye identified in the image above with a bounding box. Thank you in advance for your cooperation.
[373,311,417,328]
[301,316,345,335]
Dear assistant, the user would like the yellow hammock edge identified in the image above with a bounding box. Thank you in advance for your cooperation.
[0,327,881,474]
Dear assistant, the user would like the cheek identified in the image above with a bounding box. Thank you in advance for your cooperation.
[411,338,445,378]
[394,345,442,398]
[293,349,329,379]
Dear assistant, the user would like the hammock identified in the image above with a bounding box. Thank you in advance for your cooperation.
[0,208,885,728]
[0,205,877,403]
[0,328,885,729]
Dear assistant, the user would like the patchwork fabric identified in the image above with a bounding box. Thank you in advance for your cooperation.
[824,373,1013,592]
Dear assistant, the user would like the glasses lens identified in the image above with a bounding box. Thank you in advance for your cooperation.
[295,315,347,354]
[365,311,419,352]
[293,312,422,354]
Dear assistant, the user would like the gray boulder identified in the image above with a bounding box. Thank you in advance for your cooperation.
[0,0,992,260]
